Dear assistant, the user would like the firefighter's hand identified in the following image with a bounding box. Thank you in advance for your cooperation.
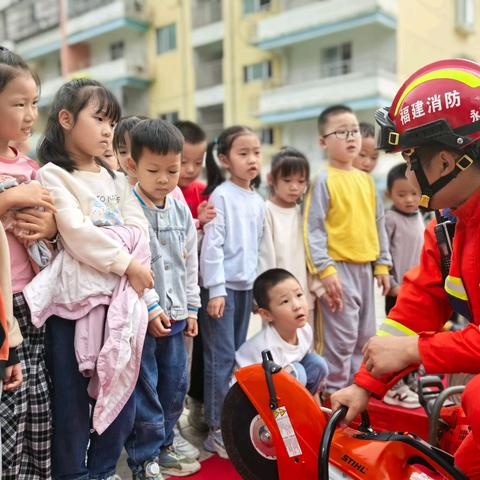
[375,274,390,296]
[362,335,420,378]
[331,384,371,425]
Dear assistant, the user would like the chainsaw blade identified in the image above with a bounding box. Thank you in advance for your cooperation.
[221,383,279,480]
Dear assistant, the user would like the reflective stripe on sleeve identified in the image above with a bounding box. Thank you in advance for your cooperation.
[444,275,468,301]
[376,318,417,337]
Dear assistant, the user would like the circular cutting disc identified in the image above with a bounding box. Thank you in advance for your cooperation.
[222,383,279,480]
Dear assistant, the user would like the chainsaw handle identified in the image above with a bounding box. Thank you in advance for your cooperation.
[319,406,347,480]
[319,406,372,479]
[428,385,465,447]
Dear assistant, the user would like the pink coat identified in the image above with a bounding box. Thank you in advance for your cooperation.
[25,225,152,433]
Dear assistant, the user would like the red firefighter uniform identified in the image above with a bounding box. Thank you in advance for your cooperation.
[355,188,480,478]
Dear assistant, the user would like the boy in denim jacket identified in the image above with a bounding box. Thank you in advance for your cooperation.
[125,119,201,479]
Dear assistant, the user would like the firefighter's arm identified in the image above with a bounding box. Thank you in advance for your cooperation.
[354,221,453,398]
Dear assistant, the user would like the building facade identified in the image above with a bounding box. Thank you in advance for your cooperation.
[0,0,479,165]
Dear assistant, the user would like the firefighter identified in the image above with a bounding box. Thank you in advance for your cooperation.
[331,58,480,479]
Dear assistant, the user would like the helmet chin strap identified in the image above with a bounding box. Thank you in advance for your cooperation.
[409,150,474,209]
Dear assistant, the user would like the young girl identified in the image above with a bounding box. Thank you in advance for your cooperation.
[257,147,313,307]
[36,78,153,480]
[0,46,58,480]
[199,125,265,457]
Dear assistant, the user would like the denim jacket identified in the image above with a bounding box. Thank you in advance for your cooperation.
[133,186,201,335]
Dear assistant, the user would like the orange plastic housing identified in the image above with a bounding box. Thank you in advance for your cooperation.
[235,365,462,480]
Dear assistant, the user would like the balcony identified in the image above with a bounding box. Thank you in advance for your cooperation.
[66,0,148,44]
[39,56,151,107]
[258,57,397,123]
[256,0,397,49]
[3,0,59,42]
[191,0,222,29]
[195,59,223,90]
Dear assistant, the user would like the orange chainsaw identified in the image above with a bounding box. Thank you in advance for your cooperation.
[221,351,468,479]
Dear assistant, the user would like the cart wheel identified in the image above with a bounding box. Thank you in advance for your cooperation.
[221,383,279,480]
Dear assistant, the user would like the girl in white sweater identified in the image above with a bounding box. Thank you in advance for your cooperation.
[36,79,153,480]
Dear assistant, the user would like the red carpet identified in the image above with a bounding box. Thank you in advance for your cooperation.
[166,456,241,479]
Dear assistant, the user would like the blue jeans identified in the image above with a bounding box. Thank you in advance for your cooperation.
[199,288,252,429]
[291,352,329,394]
[126,331,189,471]
[45,316,135,480]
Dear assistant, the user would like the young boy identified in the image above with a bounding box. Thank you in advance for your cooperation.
[173,120,215,223]
[384,163,424,314]
[173,120,215,435]
[331,58,480,479]
[382,162,424,409]
[236,269,328,395]
[304,105,391,393]
[124,119,201,479]
[353,122,380,174]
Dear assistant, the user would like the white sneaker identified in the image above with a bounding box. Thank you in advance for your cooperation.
[203,428,228,459]
[186,397,209,432]
[383,380,421,409]
[158,445,201,477]
[173,425,200,460]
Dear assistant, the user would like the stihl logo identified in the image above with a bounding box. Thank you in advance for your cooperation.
[341,454,367,474]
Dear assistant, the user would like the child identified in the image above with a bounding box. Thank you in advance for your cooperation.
[257,147,322,335]
[353,122,380,174]
[331,58,480,479]
[384,163,424,314]
[381,163,424,410]
[236,269,328,396]
[199,125,265,457]
[113,115,186,206]
[258,147,310,294]
[173,120,214,223]
[0,220,23,478]
[173,119,214,435]
[100,140,119,170]
[36,78,153,479]
[304,105,391,394]
[113,115,146,182]
[0,46,58,479]
[125,118,201,478]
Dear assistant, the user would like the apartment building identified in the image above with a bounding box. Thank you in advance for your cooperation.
[1,0,479,164]
[0,0,151,145]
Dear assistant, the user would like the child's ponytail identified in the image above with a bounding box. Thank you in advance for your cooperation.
[203,139,226,195]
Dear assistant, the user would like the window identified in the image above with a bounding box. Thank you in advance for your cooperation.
[159,111,179,123]
[109,41,124,61]
[156,24,176,54]
[321,42,352,77]
[243,60,272,83]
[243,0,271,15]
[259,128,274,145]
[456,0,475,33]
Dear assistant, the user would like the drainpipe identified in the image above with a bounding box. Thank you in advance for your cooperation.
[59,0,69,77]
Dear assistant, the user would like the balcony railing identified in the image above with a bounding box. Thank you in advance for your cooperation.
[67,0,145,18]
[196,59,223,89]
[4,0,59,42]
[282,0,321,8]
[192,1,222,28]
[282,57,396,86]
